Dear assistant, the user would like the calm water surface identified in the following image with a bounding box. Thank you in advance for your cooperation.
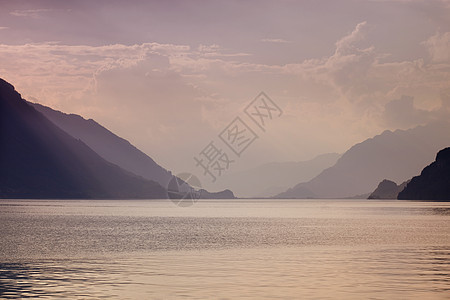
[1,199,449,299]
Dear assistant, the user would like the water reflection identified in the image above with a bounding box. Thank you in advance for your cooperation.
[0,261,111,298]
[430,207,450,216]
[1,246,449,299]
[1,200,449,298]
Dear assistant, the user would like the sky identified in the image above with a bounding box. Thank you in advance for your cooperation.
[1,0,450,184]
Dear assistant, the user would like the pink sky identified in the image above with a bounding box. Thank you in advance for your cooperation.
[1,0,449,181]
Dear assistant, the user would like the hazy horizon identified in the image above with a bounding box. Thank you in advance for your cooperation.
[1,0,450,182]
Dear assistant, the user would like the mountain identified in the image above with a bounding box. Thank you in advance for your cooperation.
[199,189,234,199]
[210,153,340,198]
[31,102,234,199]
[398,147,450,200]
[0,78,167,199]
[30,102,173,187]
[368,179,408,199]
[276,122,450,198]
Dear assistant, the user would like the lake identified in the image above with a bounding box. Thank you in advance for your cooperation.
[1,199,449,299]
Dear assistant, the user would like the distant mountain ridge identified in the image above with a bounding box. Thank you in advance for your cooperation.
[0,78,166,199]
[398,147,450,200]
[30,98,234,199]
[31,102,173,187]
[211,153,340,198]
[276,122,450,199]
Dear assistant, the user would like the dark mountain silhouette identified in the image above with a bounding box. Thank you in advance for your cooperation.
[31,102,234,199]
[398,147,450,201]
[0,78,167,199]
[368,179,408,199]
[210,153,340,198]
[276,122,450,198]
[31,102,173,187]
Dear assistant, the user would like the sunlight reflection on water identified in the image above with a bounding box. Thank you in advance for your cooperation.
[1,199,449,299]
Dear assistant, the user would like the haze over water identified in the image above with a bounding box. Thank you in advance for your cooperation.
[1,199,449,299]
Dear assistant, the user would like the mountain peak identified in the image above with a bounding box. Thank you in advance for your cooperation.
[367,179,408,199]
[436,147,450,162]
[0,78,22,104]
[28,93,234,199]
[276,122,450,199]
[0,78,15,91]
[1,77,167,199]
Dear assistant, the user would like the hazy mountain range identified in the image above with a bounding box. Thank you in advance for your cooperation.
[30,102,173,188]
[0,78,166,198]
[1,77,449,200]
[277,122,450,198]
[212,153,340,198]
[31,102,233,199]
[0,78,233,199]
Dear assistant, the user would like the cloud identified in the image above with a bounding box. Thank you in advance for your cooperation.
[196,44,251,57]
[382,94,450,129]
[0,42,192,106]
[423,31,450,63]
[0,27,8,30]
[260,38,292,43]
[10,9,53,18]
[383,95,433,127]
[334,21,368,56]
[0,41,245,170]
[284,23,450,118]
[1,22,450,171]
